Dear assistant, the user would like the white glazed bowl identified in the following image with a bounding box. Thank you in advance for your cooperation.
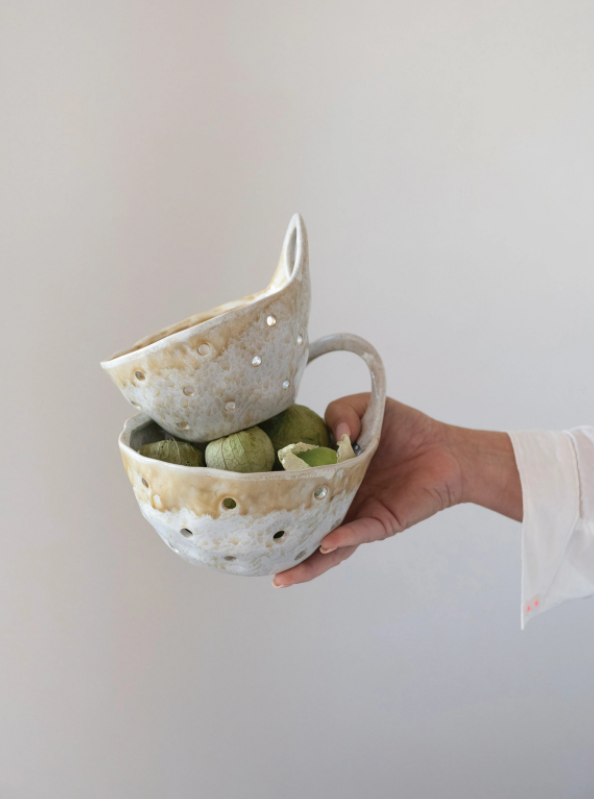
[119,334,386,577]
[102,215,311,443]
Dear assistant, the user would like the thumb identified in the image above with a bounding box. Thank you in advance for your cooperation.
[325,393,370,443]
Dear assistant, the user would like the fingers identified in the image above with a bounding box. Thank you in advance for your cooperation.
[271,513,395,588]
[319,514,394,553]
[325,393,370,443]
[272,545,358,587]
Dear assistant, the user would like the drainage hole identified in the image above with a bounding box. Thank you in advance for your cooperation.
[294,550,307,561]
[222,497,237,510]
[224,556,236,562]
[180,528,193,538]
[273,530,285,540]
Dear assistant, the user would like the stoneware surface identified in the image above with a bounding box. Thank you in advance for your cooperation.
[102,214,311,442]
[119,334,386,577]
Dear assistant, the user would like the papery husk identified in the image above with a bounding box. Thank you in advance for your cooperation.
[205,426,275,473]
[278,442,317,471]
[261,404,330,465]
[278,442,339,470]
[139,439,204,467]
[337,434,356,463]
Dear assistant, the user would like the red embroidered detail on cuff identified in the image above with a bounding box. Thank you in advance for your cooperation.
[526,595,541,615]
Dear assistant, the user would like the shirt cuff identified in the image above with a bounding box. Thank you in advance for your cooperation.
[508,430,581,628]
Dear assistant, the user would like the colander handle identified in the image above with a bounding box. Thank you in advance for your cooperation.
[307,334,386,452]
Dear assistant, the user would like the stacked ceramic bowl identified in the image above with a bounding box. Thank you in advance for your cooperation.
[102,215,386,576]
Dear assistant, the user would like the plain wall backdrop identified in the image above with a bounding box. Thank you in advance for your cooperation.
[2,1,594,797]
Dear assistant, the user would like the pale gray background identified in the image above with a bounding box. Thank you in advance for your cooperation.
[1,1,594,797]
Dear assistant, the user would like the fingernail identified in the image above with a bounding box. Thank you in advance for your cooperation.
[319,546,337,554]
[272,581,288,588]
[336,422,351,441]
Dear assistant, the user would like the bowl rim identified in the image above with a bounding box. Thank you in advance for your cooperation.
[119,412,379,484]
[100,213,307,369]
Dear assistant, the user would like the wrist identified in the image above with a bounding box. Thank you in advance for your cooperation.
[444,425,523,521]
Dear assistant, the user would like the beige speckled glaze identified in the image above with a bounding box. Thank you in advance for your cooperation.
[119,334,386,577]
[102,214,311,443]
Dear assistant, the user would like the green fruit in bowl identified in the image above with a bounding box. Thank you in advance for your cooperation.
[139,440,204,467]
[205,426,275,473]
[279,436,357,472]
[260,405,330,464]
[297,446,338,467]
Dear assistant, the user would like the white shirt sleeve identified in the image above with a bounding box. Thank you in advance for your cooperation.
[508,427,594,628]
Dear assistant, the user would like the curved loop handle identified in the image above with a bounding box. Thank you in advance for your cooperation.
[307,334,386,452]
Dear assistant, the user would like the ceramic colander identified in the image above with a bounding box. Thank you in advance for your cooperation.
[102,214,311,443]
[119,333,386,577]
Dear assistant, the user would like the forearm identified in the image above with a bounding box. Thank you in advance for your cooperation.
[446,425,523,521]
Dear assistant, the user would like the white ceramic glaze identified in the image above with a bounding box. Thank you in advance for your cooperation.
[102,215,311,443]
[119,334,386,577]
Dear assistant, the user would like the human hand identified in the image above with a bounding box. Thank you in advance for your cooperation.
[272,394,522,587]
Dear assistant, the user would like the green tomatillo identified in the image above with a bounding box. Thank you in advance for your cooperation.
[260,404,331,466]
[139,440,204,467]
[205,426,275,473]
